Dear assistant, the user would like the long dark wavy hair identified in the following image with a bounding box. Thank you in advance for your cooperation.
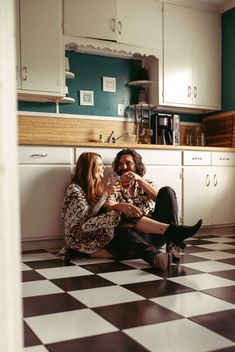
[112,148,146,176]
[72,152,104,204]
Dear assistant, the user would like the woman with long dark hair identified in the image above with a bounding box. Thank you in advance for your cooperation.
[61,152,202,271]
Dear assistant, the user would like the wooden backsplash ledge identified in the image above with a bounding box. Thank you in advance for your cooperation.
[18,115,137,145]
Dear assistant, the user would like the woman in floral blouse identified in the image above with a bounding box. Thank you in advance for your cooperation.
[61,152,202,270]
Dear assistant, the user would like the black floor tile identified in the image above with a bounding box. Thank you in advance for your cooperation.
[46,331,149,352]
[51,274,114,291]
[23,292,86,317]
[24,322,42,347]
[81,261,135,273]
[202,286,235,305]
[93,300,182,329]
[190,309,235,342]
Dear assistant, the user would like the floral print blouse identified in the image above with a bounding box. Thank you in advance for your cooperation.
[62,183,120,254]
[109,179,156,217]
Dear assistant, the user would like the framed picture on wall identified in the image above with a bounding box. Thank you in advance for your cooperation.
[102,76,116,92]
[80,90,94,106]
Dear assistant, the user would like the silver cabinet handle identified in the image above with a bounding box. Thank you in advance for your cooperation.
[206,174,210,187]
[188,86,191,98]
[213,174,218,186]
[30,154,48,158]
[110,18,115,32]
[192,157,202,160]
[22,66,27,81]
[194,86,197,98]
[117,21,122,34]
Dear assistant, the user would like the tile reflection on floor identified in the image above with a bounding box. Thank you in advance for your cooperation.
[22,233,235,352]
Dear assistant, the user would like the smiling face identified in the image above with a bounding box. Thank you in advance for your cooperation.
[94,156,105,180]
[117,154,136,175]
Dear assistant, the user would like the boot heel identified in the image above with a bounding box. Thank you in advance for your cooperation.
[168,253,173,268]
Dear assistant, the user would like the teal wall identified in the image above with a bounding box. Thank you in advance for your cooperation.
[221,7,235,111]
[18,51,141,117]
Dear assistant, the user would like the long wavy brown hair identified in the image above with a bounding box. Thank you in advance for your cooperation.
[112,148,146,176]
[72,152,104,204]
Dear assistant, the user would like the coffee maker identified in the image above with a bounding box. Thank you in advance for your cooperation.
[151,113,180,145]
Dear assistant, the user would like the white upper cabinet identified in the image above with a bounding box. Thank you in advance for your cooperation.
[63,0,162,49]
[162,3,221,110]
[16,0,65,101]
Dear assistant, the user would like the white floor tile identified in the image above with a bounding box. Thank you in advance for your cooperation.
[124,319,235,352]
[99,269,161,285]
[24,309,118,344]
[121,258,152,269]
[22,280,63,298]
[181,260,235,273]
[196,243,235,250]
[21,263,32,271]
[69,285,144,308]
[151,291,234,317]
[24,346,48,352]
[168,273,235,290]
[205,237,235,243]
[22,252,56,262]
[192,251,235,260]
[36,265,94,279]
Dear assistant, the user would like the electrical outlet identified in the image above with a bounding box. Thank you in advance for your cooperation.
[118,104,125,116]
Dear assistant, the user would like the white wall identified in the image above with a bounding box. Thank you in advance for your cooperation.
[0,0,23,351]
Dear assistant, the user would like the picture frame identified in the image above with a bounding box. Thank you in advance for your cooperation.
[80,90,94,106]
[102,76,116,92]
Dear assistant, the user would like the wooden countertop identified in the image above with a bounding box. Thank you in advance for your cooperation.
[18,114,235,152]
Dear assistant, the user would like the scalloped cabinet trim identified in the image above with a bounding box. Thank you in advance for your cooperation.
[64,35,160,59]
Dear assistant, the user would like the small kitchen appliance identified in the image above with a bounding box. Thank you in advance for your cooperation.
[151,113,180,145]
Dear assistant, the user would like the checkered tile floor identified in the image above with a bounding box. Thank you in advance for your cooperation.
[22,232,235,352]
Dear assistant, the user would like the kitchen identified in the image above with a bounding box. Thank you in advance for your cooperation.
[1,0,235,351]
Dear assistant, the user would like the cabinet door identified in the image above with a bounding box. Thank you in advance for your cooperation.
[117,0,162,49]
[64,0,117,41]
[163,4,193,105]
[212,167,235,225]
[145,165,182,221]
[19,165,72,239]
[183,167,212,226]
[19,0,64,94]
[192,11,220,108]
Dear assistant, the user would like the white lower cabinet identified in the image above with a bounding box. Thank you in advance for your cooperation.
[183,151,235,226]
[19,146,73,244]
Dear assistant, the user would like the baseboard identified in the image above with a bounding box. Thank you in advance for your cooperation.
[21,237,64,251]
[198,225,235,235]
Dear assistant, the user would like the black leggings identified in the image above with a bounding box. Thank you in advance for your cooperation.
[142,186,179,248]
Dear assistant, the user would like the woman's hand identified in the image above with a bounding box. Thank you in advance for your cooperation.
[105,201,142,218]
[105,174,120,195]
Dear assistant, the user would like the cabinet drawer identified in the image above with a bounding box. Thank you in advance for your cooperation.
[75,147,122,165]
[183,151,211,165]
[140,150,181,165]
[19,146,74,164]
[212,152,235,166]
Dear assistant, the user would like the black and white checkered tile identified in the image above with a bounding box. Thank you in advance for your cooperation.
[22,233,235,352]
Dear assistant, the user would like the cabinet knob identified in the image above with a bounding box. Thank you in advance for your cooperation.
[22,66,27,81]
[110,18,115,32]
[117,21,122,35]
[188,86,191,98]
[213,174,218,186]
[194,86,198,98]
[206,174,210,187]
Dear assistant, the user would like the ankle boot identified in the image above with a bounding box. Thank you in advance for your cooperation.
[164,219,202,247]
